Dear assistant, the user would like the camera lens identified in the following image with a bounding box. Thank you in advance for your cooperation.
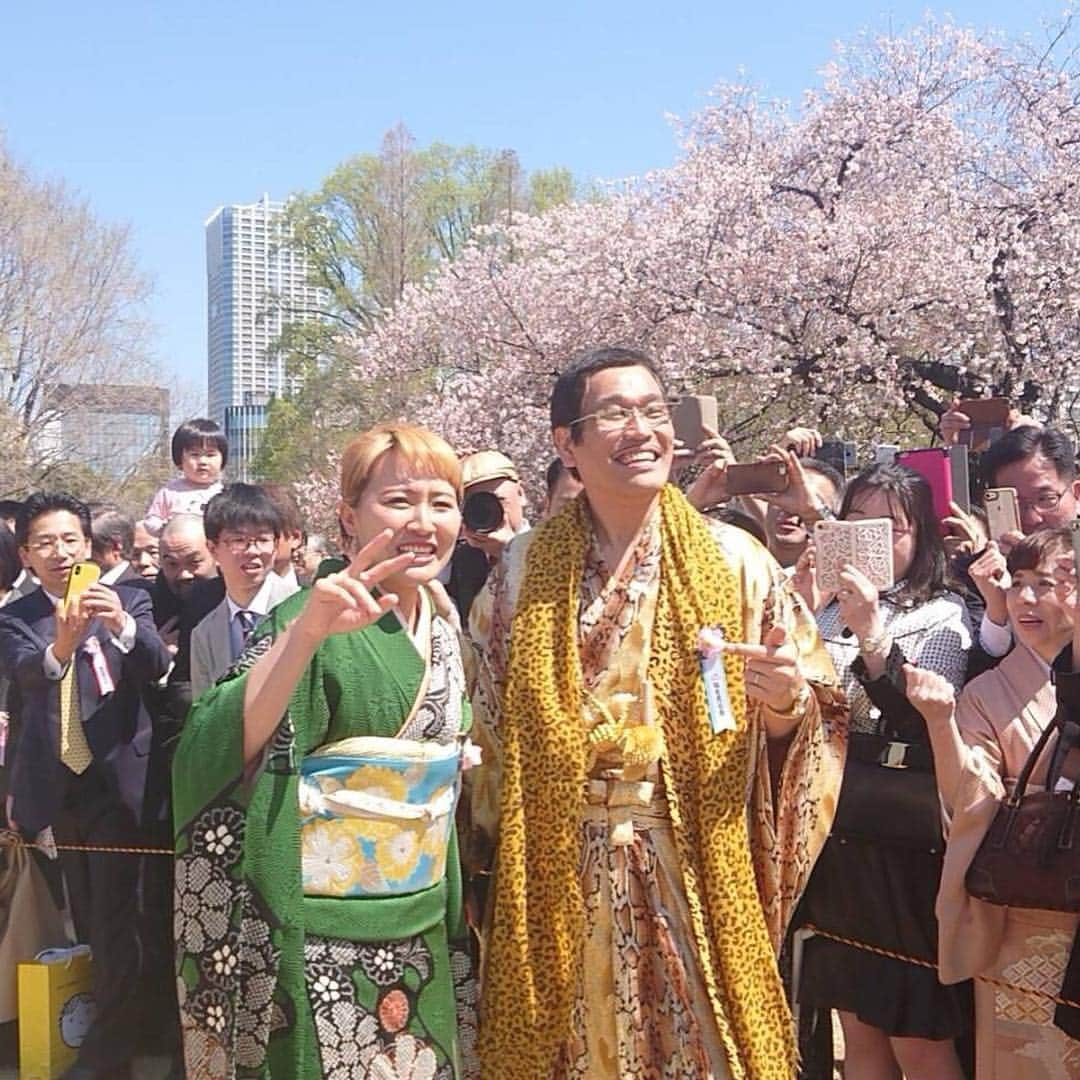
[463,491,505,534]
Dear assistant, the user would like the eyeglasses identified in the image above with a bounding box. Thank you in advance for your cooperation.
[569,403,673,432]
[219,535,276,554]
[28,536,85,554]
[1017,489,1068,514]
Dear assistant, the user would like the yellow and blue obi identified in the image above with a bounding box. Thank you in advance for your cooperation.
[298,736,461,898]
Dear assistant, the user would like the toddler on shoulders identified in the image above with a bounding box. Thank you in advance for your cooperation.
[145,418,227,536]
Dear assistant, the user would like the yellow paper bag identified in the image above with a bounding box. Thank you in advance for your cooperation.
[18,946,96,1080]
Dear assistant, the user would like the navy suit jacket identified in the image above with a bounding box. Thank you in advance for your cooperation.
[0,584,171,836]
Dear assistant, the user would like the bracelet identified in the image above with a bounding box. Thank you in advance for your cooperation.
[859,629,892,656]
[812,501,837,522]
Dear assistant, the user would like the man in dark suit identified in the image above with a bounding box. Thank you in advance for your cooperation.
[120,513,222,1071]
[0,492,171,1080]
[90,509,140,587]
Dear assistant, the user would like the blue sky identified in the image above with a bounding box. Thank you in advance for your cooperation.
[0,1,1055,407]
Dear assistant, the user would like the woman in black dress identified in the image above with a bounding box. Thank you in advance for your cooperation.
[795,464,972,1079]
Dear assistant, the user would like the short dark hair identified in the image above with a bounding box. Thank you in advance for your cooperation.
[840,463,948,605]
[172,418,229,469]
[702,504,769,547]
[0,499,24,524]
[1007,525,1071,576]
[0,523,21,593]
[550,346,667,443]
[261,483,304,537]
[982,425,1077,486]
[16,492,92,548]
[203,484,283,543]
[801,458,845,505]
[91,510,135,561]
[545,459,566,499]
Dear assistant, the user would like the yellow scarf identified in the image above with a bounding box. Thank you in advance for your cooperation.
[479,485,796,1079]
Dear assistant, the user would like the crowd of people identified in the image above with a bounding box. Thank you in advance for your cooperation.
[2,346,1079,1079]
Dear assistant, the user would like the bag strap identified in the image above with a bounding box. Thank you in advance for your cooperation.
[1009,714,1064,806]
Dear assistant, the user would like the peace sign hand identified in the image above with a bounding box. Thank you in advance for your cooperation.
[294,529,415,643]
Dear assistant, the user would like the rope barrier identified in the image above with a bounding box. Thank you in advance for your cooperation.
[2,835,173,857]
[6,835,1080,1011]
[803,923,1080,1011]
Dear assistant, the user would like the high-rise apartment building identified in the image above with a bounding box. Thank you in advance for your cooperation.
[205,194,326,480]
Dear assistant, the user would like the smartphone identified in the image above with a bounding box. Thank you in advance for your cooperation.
[724,460,789,496]
[896,447,953,521]
[983,487,1021,541]
[62,561,100,613]
[874,443,900,466]
[948,445,971,515]
[672,395,718,451]
[816,440,858,479]
[957,397,1010,452]
[813,518,895,594]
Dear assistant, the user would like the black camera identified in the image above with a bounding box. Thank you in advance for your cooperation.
[462,491,505,534]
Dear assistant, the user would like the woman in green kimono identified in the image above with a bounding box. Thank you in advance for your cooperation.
[172,423,477,1079]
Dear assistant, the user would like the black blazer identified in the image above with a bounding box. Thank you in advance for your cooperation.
[0,584,171,836]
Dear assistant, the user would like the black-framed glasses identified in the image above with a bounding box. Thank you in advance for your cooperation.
[1017,489,1068,514]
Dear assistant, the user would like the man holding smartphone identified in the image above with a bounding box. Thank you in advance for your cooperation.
[0,492,171,1080]
[960,426,1080,667]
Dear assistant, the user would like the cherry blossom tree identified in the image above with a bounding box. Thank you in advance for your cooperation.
[295,16,1080,519]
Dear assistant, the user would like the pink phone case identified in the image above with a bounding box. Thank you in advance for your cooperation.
[896,448,953,520]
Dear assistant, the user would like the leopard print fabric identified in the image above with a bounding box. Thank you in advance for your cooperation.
[478,486,797,1079]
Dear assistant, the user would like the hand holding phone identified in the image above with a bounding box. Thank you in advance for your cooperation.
[672,395,718,452]
[723,460,790,496]
[956,398,1010,452]
[78,583,125,636]
[896,448,953,522]
[983,488,1021,542]
[62,561,100,614]
[813,518,895,594]
[816,440,857,479]
[55,562,100,663]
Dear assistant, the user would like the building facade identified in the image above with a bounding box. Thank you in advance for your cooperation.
[205,195,326,480]
[40,384,170,480]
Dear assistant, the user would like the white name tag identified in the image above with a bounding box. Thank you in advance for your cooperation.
[700,642,736,734]
[84,638,115,696]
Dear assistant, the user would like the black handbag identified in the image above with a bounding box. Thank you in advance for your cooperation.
[965,715,1080,912]
[830,731,944,853]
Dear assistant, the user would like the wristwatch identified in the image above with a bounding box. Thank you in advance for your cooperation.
[858,628,892,657]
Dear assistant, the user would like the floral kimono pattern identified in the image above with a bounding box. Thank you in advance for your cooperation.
[173,591,478,1079]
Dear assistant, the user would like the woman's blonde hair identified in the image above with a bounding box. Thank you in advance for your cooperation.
[339,423,462,506]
